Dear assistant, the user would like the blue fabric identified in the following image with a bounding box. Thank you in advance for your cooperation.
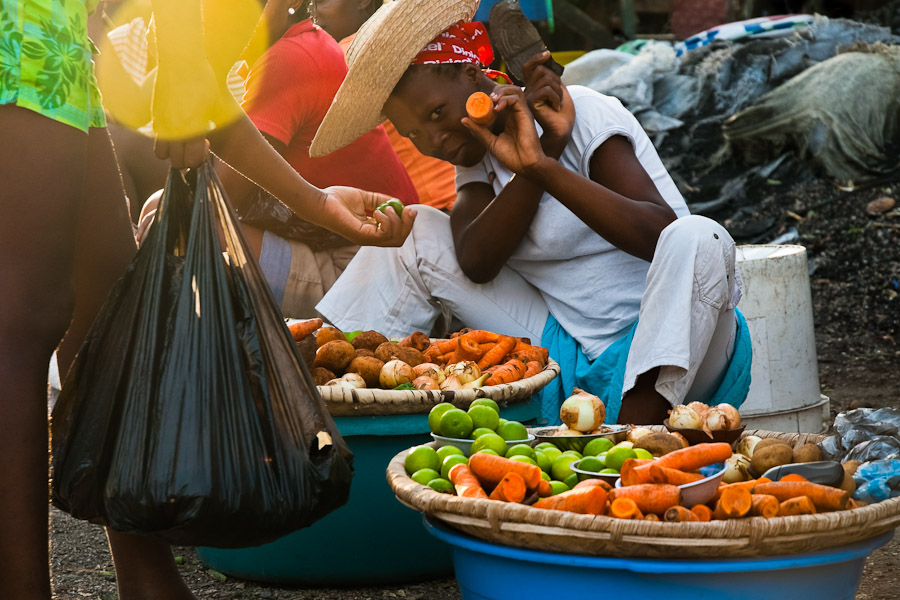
[538,309,752,425]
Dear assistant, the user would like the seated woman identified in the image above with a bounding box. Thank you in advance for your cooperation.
[308,0,751,425]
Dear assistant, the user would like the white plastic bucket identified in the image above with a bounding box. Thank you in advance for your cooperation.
[736,245,829,433]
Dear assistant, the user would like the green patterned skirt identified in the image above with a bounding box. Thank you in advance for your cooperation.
[0,0,105,132]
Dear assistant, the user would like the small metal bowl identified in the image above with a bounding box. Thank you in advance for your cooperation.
[569,459,621,486]
[531,424,631,453]
[614,465,728,507]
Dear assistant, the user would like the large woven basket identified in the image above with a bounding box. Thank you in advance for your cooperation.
[387,429,900,558]
[319,358,560,417]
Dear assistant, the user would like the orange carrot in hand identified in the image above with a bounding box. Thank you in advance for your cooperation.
[534,486,607,515]
[288,318,323,341]
[466,91,496,126]
[609,483,682,515]
[752,481,849,511]
[468,452,542,490]
[609,497,643,520]
[477,335,517,370]
[690,504,712,522]
[448,463,488,499]
[750,494,780,518]
[779,495,816,516]
[489,471,527,503]
[713,486,752,520]
[664,506,699,522]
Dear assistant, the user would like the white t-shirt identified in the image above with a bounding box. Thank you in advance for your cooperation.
[454,86,691,360]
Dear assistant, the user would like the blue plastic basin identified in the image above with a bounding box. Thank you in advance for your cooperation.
[196,399,540,585]
[425,517,892,600]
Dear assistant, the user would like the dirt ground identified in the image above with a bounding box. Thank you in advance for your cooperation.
[48,183,900,598]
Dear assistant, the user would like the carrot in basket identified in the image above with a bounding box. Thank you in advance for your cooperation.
[398,331,431,352]
[632,442,733,480]
[478,342,498,357]
[574,478,613,493]
[779,473,808,483]
[448,463,488,499]
[536,478,554,498]
[468,452,542,490]
[648,464,706,486]
[711,478,772,504]
[523,361,543,379]
[288,318,323,341]
[690,504,713,522]
[534,486,607,515]
[664,505,699,522]
[749,494,780,518]
[510,345,548,367]
[751,481,849,511]
[477,335,517,370]
[619,458,655,486]
[466,91,496,126]
[609,497,643,520]
[779,495,817,516]
[463,330,500,344]
[484,358,526,386]
[644,513,660,522]
[428,339,458,357]
[452,335,483,363]
[608,483,682,516]
[712,486,752,520]
[489,471,527,503]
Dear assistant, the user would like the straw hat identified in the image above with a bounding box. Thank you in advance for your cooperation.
[310,0,480,157]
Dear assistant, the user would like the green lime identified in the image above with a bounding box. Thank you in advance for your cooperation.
[540,470,551,481]
[535,442,559,452]
[428,403,456,435]
[633,448,654,460]
[560,450,584,460]
[583,437,614,457]
[468,404,500,431]
[509,455,538,467]
[475,448,499,456]
[440,408,474,439]
[577,456,604,473]
[498,417,509,427]
[405,446,441,475]
[470,398,500,413]
[506,444,537,460]
[411,468,441,485]
[540,446,562,463]
[376,198,404,216]
[604,447,637,472]
[549,480,570,495]
[534,450,552,473]
[436,445,465,462]
[471,432,508,456]
[471,427,495,439]
[427,478,454,494]
[563,473,579,489]
[550,454,580,482]
[600,468,619,474]
[441,455,469,480]
[496,420,528,441]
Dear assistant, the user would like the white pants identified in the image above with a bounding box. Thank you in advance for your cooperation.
[317,206,741,407]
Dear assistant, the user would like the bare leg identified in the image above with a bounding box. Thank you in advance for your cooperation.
[0,105,86,600]
[54,127,195,599]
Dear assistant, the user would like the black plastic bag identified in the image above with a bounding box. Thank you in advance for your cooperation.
[238,188,352,251]
[51,162,352,548]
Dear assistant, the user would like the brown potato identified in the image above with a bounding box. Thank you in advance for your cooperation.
[633,432,684,457]
[296,334,318,370]
[792,442,822,464]
[354,348,376,359]
[314,340,356,373]
[753,438,792,453]
[352,330,390,352]
[374,342,425,367]
[750,444,793,476]
[346,356,386,388]
[316,326,346,348]
[843,460,862,478]
[312,367,335,386]
[840,471,857,494]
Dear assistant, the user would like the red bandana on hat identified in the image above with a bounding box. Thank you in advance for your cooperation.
[411,22,512,83]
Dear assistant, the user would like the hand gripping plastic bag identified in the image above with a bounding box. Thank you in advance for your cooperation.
[50,163,352,548]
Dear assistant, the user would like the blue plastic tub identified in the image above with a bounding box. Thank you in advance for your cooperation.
[425,517,892,600]
[195,399,540,585]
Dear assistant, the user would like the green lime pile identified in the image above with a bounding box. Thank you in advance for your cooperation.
[428,400,529,442]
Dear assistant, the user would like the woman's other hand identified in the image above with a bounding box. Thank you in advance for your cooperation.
[522,52,575,149]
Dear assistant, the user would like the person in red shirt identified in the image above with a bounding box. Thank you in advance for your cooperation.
[217,16,419,317]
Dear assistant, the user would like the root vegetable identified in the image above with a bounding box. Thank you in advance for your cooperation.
[351,330,390,352]
[633,443,733,479]
[288,317,323,341]
[609,497,643,519]
[664,506,699,522]
[690,504,712,522]
[626,427,653,442]
[750,494,780,518]
[633,432,683,457]
[669,405,702,429]
[346,356,385,388]
[608,483,682,515]
[792,443,823,463]
[414,362,445,384]
[339,373,366,388]
[648,464,705,486]
[779,496,816,516]
[440,374,463,391]
[445,361,482,385]
[465,91,496,126]
[398,331,431,352]
[412,376,439,390]
[750,445,793,476]
[469,452,542,489]
[736,435,762,459]
[379,359,415,388]
[316,326,345,347]
[722,453,752,484]
[752,481,850,511]
[713,486,752,519]
[489,471,527,503]
[534,486,607,515]
[314,339,355,372]
[312,367,335,386]
[705,407,730,431]
[448,463,488,499]
[375,342,425,367]
[715,404,741,428]
[559,388,606,432]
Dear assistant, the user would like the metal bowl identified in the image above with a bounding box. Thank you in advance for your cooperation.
[531,424,631,453]
[614,465,728,507]
[569,459,621,486]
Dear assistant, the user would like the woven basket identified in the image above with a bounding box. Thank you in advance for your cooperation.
[319,358,559,417]
[387,428,900,558]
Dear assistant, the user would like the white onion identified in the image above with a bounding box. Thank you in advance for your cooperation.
[379,359,414,388]
[736,435,762,459]
[559,388,606,432]
[445,361,481,384]
[723,453,752,483]
[413,362,445,384]
[626,427,653,442]
[686,401,711,419]
[705,407,730,431]
[461,374,489,389]
[340,373,366,389]
[412,375,438,390]
[669,405,702,429]
[716,404,741,429]
[439,374,462,391]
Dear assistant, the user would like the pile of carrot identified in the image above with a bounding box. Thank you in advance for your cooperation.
[423,329,549,385]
